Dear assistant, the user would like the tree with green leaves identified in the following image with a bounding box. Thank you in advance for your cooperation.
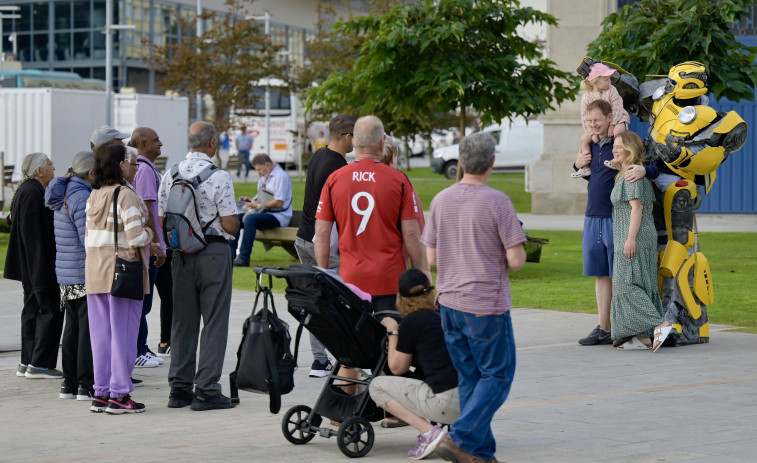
[587,0,757,102]
[146,0,284,129]
[307,0,577,143]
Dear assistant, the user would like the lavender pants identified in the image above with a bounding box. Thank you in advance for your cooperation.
[87,293,141,399]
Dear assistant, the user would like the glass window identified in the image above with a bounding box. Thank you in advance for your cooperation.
[55,1,72,30]
[92,27,105,58]
[92,66,104,79]
[16,4,32,31]
[33,33,49,61]
[33,2,49,30]
[55,32,72,60]
[93,0,105,28]
[15,33,31,61]
[74,0,91,29]
[73,31,90,58]
[73,67,91,78]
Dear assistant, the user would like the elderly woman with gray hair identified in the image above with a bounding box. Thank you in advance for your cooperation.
[45,151,97,399]
[4,152,64,379]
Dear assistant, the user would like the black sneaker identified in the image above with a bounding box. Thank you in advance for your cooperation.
[157,343,171,356]
[131,377,143,386]
[77,386,94,401]
[190,393,233,411]
[233,257,250,267]
[25,365,64,379]
[168,389,195,409]
[60,381,76,399]
[309,359,333,378]
[578,325,613,345]
[105,395,146,414]
[90,396,109,413]
[16,364,27,377]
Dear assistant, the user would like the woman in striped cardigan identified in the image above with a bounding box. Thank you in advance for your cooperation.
[85,143,154,414]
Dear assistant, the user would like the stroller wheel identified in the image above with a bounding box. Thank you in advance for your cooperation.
[282,405,321,445]
[337,416,374,458]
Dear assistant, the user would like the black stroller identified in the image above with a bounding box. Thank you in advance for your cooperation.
[255,264,389,458]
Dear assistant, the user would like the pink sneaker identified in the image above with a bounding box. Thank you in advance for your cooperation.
[408,425,447,460]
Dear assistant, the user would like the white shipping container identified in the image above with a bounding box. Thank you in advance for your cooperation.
[113,93,189,170]
[0,88,106,182]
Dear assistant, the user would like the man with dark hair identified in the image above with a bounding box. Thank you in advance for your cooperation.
[158,121,240,411]
[295,114,355,377]
[423,132,527,463]
[232,153,293,267]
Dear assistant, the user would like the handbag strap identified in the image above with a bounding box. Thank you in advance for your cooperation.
[112,186,143,264]
[112,186,121,256]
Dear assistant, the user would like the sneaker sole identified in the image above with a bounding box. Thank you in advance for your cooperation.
[190,403,232,411]
[90,406,107,413]
[60,393,76,399]
[308,370,331,378]
[76,395,92,401]
[16,371,26,377]
[133,363,160,368]
[105,407,145,414]
[25,373,63,379]
[167,399,192,408]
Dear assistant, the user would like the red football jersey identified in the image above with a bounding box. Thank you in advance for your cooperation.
[316,159,419,295]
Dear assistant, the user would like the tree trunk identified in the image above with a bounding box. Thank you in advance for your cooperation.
[456,104,466,182]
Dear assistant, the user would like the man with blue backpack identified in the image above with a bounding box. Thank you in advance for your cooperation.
[158,121,240,411]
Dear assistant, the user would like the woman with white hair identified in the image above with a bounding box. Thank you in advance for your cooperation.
[45,151,96,399]
[4,152,63,379]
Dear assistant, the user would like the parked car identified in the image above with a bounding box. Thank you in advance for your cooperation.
[430,119,543,179]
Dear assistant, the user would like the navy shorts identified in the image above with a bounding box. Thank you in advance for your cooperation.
[582,216,613,278]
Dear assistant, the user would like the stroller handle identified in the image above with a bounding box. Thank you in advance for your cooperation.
[253,266,316,279]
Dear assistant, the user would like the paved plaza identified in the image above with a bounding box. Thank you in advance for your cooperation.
[0,212,755,462]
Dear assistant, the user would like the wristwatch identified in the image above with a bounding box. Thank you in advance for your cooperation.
[387,331,399,336]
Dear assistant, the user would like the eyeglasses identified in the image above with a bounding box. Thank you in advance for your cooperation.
[341,132,353,137]
[131,163,139,168]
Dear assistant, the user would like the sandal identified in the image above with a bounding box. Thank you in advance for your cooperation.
[616,337,651,350]
[653,325,673,352]
[603,160,620,170]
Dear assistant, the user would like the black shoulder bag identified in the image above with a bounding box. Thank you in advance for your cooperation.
[110,186,145,300]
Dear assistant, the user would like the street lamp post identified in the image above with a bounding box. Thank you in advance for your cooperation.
[103,0,134,125]
[248,12,271,155]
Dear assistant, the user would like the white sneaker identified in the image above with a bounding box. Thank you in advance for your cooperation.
[134,354,160,368]
[144,351,164,365]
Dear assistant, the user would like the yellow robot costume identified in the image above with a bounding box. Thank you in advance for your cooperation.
[577,59,748,346]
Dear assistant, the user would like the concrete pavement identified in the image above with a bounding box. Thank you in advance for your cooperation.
[1,275,756,463]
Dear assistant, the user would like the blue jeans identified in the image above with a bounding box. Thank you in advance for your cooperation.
[231,212,280,263]
[237,150,251,177]
[440,305,516,461]
[137,259,159,356]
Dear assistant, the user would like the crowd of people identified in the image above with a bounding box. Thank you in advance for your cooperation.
[4,113,536,463]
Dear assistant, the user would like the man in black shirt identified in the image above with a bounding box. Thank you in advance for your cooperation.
[295,114,356,377]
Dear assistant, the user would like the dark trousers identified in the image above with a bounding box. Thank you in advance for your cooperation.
[168,242,232,396]
[155,250,174,344]
[137,260,159,356]
[61,295,94,388]
[20,284,63,369]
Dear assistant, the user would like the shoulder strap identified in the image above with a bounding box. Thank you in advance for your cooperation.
[112,186,121,255]
[138,159,161,190]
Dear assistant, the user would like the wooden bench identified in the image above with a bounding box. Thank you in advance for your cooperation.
[253,210,549,263]
[254,210,302,259]
[3,164,17,192]
[226,155,243,173]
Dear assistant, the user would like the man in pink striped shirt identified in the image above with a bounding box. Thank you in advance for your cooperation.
[422,132,527,463]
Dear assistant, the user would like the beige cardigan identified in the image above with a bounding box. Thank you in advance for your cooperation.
[85,184,153,295]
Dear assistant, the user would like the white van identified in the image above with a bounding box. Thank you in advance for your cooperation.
[430,119,543,179]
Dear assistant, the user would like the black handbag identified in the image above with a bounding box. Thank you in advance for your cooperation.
[110,186,145,301]
[230,274,303,414]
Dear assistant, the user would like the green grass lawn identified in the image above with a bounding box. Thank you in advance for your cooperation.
[3,169,754,332]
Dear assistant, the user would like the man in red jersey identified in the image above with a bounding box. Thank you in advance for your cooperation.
[314,115,430,314]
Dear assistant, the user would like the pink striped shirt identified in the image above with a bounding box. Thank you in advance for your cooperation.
[422,183,526,315]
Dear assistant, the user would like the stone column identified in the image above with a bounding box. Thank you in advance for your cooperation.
[527,0,616,214]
